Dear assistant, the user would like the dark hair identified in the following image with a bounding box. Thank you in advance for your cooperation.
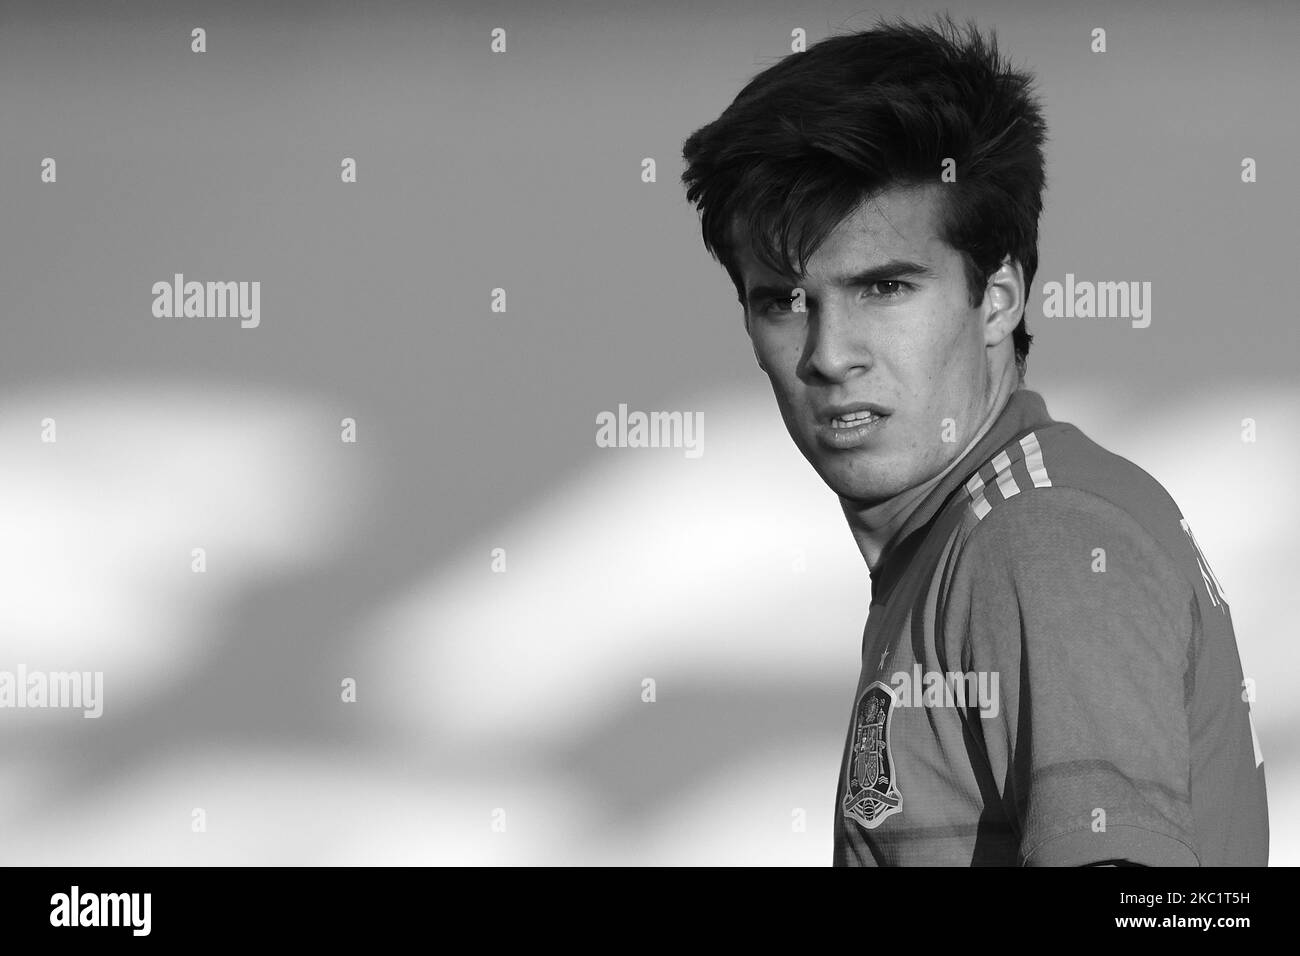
[680,14,1047,373]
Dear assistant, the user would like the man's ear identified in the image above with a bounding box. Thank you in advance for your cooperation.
[981,256,1025,350]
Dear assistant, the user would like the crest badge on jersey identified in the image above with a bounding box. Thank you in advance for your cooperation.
[843,680,903,830]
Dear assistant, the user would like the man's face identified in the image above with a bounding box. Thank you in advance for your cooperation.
[733,184,1002,506]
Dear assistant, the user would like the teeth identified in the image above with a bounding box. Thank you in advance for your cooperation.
[831,411,880,429]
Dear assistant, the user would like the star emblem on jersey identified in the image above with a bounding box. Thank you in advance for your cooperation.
[842,681,904,830]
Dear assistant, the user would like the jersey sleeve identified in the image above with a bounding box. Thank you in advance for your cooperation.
[944,485,1201,866]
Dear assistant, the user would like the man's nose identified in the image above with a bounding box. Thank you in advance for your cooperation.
[801,300,871,382]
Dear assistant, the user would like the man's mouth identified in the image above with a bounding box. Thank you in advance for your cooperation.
[829,410,885,429]
[816,404,892,449]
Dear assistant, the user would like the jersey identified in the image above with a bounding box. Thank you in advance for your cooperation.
[832,388,1268,866]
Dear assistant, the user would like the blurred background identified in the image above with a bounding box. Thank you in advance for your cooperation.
[0,0,1295,865]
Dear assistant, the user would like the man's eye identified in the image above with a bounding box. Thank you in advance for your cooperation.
[758,294,800,315]
[760,281,910,314]
[868,280,909,297]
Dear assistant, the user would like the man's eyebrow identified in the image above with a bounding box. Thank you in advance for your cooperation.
[744,259,937,303]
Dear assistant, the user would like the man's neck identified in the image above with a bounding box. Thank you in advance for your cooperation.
[843,376,1020,573]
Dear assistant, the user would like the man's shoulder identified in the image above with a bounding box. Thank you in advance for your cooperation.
[946,419,1202,599]
[962,416,1168,511]
[957,419,1185,539]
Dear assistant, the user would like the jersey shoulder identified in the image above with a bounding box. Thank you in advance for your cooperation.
[960,421,1176,526]
[953,420,1225,609]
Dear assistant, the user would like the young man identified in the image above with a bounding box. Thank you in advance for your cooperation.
[679,17,1267,866]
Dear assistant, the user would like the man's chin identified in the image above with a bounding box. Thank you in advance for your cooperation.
[821,456,955,509]
[834,487,897,509]
[798,442,912,504]
[818,470,905,508]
